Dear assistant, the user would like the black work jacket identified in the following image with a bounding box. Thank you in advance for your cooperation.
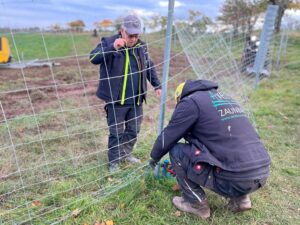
[90,34,161,104]
[151,80,270,180]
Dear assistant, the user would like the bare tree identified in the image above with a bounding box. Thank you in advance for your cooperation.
[269,0,300,33]
[218,0,265,35]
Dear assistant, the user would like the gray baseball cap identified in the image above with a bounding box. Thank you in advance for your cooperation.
[123,15,142,34]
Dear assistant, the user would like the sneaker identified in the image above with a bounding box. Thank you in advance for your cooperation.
[226,195,252,212]
[109,163,119,173]
[172,196,210,219]
[125,155,141,165]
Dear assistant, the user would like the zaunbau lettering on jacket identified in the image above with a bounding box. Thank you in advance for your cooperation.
[218,107,244,117]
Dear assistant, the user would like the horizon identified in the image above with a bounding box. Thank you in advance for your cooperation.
[0,0,224,29]
[0,0,299,31]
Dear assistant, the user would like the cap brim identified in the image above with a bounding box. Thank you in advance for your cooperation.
[126,28,142,35]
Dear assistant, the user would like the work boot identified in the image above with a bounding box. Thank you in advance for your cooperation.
[172,196,210,219]
[125,155,142,165]
[109,163,119,173]
[226,195,252,212]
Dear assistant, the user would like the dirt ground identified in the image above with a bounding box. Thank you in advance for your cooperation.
[0,47,190,120]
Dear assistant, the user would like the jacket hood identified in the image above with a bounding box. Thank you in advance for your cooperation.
[180,80,218,100]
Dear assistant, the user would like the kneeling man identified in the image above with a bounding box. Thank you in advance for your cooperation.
[149,80,270,219]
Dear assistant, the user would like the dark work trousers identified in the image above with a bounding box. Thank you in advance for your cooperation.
[169,143,267,204]
[105,104,143,166]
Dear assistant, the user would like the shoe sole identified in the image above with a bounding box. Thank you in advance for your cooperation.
[172,199,210,219]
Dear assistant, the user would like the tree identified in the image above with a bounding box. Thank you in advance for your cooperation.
[67,20,85,32]
[94,19,113,32]
[50,23,61,32]
[288,1,300,9]
[114,16,123,32]
[218,0,265,35]
[269,0,300,33]
[188,9,202,22]
[148,15,168,31]
[148,15,161,30]
[160,16,168,30]
[188,10,214,33]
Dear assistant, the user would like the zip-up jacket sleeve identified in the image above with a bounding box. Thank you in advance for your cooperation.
[89,38,115,65]
[150,98,198,161]
[146,59,161,89]
[143,45,161,89]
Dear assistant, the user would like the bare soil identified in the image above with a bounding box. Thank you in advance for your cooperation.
[0,48,189,120]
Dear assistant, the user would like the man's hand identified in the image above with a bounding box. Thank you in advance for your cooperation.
[149,158,159,169]
[155,89,162,97]
[113,38,127,50]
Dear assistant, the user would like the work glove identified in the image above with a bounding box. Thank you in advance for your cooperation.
[149,158,159,169]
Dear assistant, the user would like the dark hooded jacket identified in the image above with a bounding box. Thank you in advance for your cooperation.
[89,34,161,104]
[150,80,270,180]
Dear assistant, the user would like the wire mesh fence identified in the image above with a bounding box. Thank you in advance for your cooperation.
[0,16,197,224]
[0,2,299,224]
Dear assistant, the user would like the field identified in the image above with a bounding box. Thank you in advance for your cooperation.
[0,30,299,224]
[0,31,193,224]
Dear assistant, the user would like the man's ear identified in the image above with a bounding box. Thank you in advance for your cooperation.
[120,27,125,38]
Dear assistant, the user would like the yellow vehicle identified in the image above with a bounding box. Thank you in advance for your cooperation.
[0,37,12,63]
[0,37,56,69]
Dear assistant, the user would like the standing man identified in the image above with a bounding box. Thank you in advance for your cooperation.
[90,15,161,172]
[149,80,270,219]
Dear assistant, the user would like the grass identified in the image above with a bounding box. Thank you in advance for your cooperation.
[4,30,170,61]
[4,32,95,60]
[60,62,300,225]
[3,30,180,62]
[0,31,299,224]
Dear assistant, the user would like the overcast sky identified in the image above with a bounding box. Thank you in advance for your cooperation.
[1,0,299,29]
[0,0,225,29]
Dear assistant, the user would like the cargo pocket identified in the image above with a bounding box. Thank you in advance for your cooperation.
[187,161,212,187]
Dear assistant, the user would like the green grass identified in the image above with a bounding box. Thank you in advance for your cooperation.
[275,32,300,66]
[4,30,180,61]
[0,31,299,224]
[59,63,300,225]
[5,32,94,60]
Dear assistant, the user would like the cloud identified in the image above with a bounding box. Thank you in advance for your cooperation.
[130,9,158,17]
[0,0,224,28]
[158,1,185,8]
[286,9,300,17]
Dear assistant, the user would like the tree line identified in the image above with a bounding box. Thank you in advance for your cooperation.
[218,0,300,34]
[61,1,300,34]
[2,1,298,34]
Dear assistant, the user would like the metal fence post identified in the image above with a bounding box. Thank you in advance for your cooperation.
[253,5,279,88]
[158,0,175,134]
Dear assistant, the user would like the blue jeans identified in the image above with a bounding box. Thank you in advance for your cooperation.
[169,143,267,203]
[105,104,143,165]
